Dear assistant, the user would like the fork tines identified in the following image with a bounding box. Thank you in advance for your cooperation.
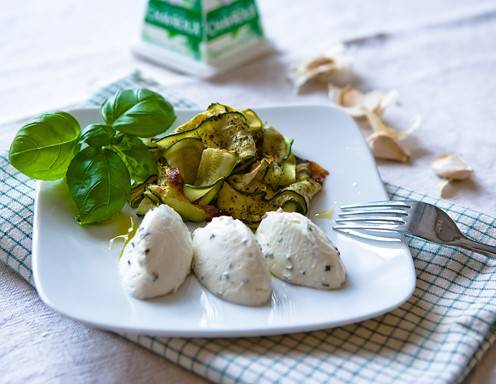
[340,201,412,210]
[333,201,410,234]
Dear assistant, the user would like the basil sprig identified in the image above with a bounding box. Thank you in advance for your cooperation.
[8,88,176,224]
[102,89,176,137]
[110,132,157,184]
[9,112,81,180]
[66,147,131,224]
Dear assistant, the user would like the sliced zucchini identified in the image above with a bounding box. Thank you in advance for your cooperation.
[208,102,234,113]
[144,105,327,225]
[181,148,237,204]
[136,194,158,216]
[156,112,256,164]
[174,113,207,134]
[284,178,322,205]
[174,103,231,133]
[241,109,264,146]
[228,159,273,197]
[216,182,307,224]
[163,138,204,184]
[263,161,283,189]
[279,154,296,186]
[146,184,208,222]
[296,162,312,181]
[128,175,157,208]
[229,158,270,189]
[184,179,223,204]
[175,104,260,134]
[197,182,222,205]
[139,164,218,222]
[242,109,263,130]
[262,126,293,163]
[195,148,238,186]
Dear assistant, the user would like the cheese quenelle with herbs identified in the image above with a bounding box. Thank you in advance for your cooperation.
[255,210,346,290]
[192,216,272,306]
[118,205,193,299]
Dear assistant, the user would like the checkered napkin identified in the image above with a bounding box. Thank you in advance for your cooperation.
[1,72,496,384]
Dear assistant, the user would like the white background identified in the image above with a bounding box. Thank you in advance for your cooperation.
[1,0,495,382]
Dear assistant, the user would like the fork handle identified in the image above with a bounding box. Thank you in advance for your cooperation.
[452,237,496,258]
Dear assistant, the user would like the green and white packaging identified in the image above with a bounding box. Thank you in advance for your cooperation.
[134,0,270,76]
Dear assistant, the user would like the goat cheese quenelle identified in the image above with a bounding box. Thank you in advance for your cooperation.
[255,209,346,290]
[192,216,272,306]
[118,205,193,299]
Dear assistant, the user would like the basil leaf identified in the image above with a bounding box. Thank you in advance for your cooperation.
[66,147,131,224]
[101,88,176,137]
[8,112,80,180]
[110,133,157,184]
[80,124,114,147]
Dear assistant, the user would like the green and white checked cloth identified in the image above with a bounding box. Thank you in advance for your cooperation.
[1,73,496,384]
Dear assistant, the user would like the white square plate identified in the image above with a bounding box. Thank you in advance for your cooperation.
[32,105,415,337]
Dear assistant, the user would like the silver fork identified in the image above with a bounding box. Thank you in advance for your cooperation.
[333,201,496,257]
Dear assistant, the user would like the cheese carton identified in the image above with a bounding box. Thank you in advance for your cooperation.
[134,0,270,76]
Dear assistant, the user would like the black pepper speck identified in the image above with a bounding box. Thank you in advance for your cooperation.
[277,238,283,244]
[322,283,330,288]
[145,249,150,254]
[325,265,331,271]
[127,260,131,266]
[299,269,306,275]
[209,234,216,240]
[151,272,159,282]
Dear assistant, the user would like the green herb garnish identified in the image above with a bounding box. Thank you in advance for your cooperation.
[9,112,81,180]
[66,147,131,224]
[8,88,176,224]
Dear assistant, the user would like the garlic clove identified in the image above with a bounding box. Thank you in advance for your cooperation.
[367,132,410,163]
[330,85,368,117]
[303,44,348,71]
[432,154,473,181]
[292,44,351,92]
[294,64,338,90]
[330,86,398,118]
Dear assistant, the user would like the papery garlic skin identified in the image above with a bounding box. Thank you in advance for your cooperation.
[439,179,455,198]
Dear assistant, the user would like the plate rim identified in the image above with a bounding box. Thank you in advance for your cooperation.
[32,104,416,337]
